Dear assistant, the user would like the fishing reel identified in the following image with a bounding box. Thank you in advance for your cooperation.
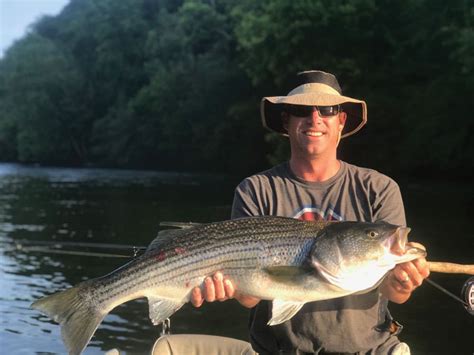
[461,276,474,315]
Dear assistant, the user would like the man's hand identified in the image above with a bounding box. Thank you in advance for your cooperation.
[191,272,261,308]
[381,242,430,303]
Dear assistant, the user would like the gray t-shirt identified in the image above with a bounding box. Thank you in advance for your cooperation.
[231,161,406,354]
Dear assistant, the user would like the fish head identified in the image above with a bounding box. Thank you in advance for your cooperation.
[310,221,426,291]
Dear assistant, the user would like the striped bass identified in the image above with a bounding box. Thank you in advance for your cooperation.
[31,216,425,354]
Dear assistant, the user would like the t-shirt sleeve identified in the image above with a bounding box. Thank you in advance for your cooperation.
[371,177,406,226]
[230,179,262,219]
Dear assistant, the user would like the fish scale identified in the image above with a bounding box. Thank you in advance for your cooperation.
[31,216,424,355]
[74,217,315,310]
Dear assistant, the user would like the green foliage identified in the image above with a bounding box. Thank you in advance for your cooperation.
[0,0,473,177]
[0,33,86,163]
[233,0,474,176]
[88,0,262,173]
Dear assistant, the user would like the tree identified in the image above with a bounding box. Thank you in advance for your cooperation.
[0,33,86,163]
[1,0,472,177]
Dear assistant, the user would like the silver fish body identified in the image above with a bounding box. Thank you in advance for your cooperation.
[31,216,425,354]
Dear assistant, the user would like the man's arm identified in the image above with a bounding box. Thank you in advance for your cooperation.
[380,242,430,303]
[191,180,262,309]
[371,178,430,303]
[372,178,430,302]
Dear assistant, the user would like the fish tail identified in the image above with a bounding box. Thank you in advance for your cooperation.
[31,282,105,355]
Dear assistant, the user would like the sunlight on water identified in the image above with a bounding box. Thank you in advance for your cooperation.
[0,163,205,187]
[0,163,239,354]
[0,249,70,354]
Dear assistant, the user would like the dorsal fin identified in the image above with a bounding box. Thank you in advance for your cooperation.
[159,221,201,229]
[146,229,186,251]
[146,221,203,251]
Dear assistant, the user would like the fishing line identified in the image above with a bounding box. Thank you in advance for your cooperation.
[17,246,132,258]
[425,278,468,307]
[1,238,147,258]
[2,238,147,251]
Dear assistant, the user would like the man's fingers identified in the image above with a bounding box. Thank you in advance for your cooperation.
[412,257,430,279]
[191,287,204,307]
[204,277,216,302]
[392,267,412,291]
[402,262,423,287]
[394,259,429,291]
[191,273,235,306]
[393,264,409,283]
[406,241,430,275]
[213,272,227,301]
[223,278,235,299]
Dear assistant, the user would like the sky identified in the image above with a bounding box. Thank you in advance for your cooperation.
[0,0,69,57]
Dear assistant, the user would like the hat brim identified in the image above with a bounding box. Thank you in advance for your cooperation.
[261,93,367,138]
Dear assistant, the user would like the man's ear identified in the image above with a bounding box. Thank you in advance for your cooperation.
[338,112,347,131]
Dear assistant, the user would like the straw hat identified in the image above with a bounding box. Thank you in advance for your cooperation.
[261,70,367,138]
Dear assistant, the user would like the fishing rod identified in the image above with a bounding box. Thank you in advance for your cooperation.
[425,262,474,314]
[4,238,474,314]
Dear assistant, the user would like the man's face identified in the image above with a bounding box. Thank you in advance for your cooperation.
[283,105,347,159]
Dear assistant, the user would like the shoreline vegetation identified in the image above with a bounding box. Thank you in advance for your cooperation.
[1,0,473,178]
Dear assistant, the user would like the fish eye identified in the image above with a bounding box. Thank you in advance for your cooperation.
[367,230,378,238]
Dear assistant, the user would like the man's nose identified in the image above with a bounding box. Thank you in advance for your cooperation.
[309,108,323,124]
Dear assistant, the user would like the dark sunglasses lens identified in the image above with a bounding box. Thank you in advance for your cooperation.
[287,105,313,117]
[318,105,340,117]
[287,105,340,117]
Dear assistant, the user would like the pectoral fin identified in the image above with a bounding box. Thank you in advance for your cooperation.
[147,296,184,325]
[268,300,305,326]
[263,266,313,285]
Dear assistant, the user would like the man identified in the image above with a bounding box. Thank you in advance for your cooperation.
[191,70,430,354]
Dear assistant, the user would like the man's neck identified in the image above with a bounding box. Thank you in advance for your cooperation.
[289,156,341,182]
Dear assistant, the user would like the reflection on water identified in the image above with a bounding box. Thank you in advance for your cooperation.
[0,163,246,354]
[0,163,472,354]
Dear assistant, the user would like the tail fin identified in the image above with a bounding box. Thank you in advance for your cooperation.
[31,282,105,355]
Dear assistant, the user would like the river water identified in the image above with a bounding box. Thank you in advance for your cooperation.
[0,163,472,354]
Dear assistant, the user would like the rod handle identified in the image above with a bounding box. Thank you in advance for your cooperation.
[428,261,474,275]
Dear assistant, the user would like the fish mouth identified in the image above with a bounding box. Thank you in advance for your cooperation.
[385,226,427,260]
[386,226,410,256]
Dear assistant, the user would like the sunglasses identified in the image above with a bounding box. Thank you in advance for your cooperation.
[285,104,341,118]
